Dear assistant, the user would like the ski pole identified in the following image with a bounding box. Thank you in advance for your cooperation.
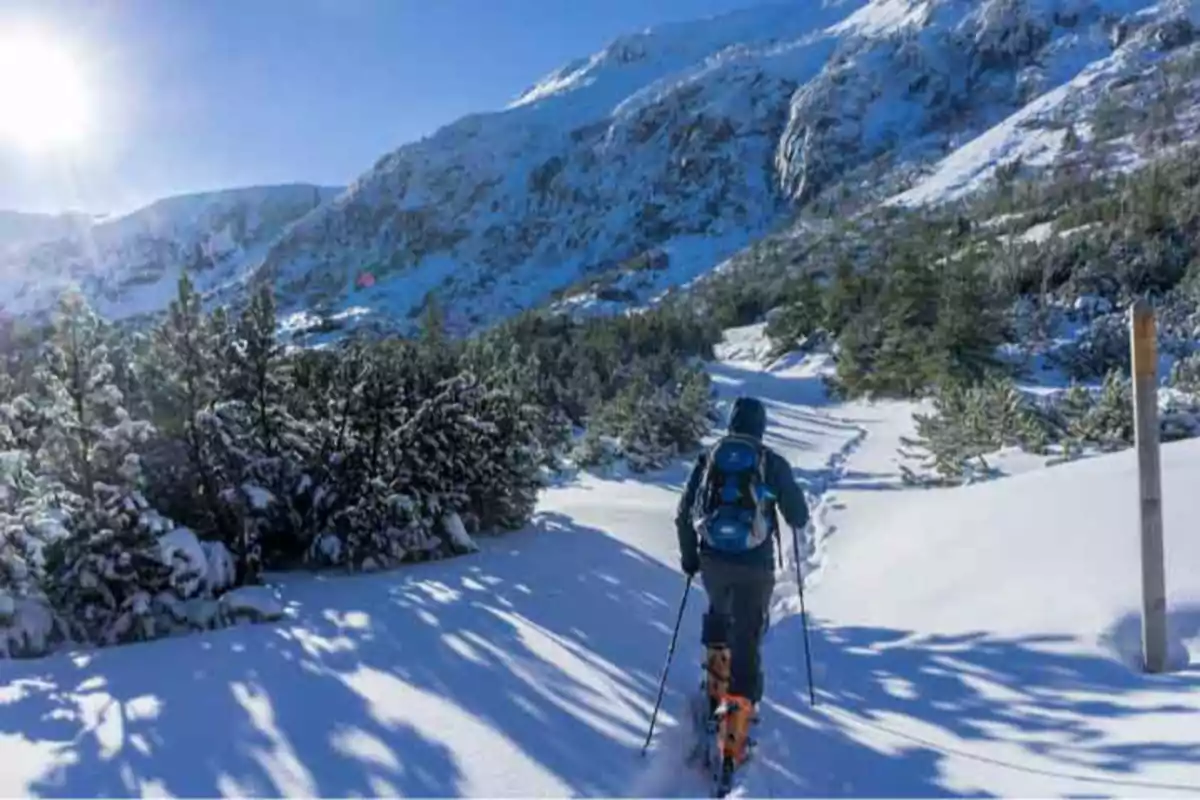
[641,573,693,756]
[793,527,817,706]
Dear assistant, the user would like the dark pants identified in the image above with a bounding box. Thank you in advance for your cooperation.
[699,553,775,704]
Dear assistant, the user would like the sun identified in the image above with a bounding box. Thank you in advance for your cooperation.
[0,28,93,154]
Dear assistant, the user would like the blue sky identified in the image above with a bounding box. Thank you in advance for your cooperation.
[0,0,763,215]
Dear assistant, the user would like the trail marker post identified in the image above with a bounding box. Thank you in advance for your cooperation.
[1130,298,1168,673]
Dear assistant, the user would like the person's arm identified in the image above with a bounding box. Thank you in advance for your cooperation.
[676,453,706,567]
[766,450,809,534]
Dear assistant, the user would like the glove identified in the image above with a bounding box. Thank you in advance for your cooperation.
[681,549,700,577]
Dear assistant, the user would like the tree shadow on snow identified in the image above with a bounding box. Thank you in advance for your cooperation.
[0,511,701,798]
[741,615,1200,797]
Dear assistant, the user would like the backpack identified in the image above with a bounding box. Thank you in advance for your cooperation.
[692,434,775,553]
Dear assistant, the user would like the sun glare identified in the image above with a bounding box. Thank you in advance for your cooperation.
[0,29,93,154]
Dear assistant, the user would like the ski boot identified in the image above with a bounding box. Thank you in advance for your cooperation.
[713,694,755,797]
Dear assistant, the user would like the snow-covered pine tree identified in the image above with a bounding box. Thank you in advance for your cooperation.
[0,446,63,630]
[317,339,431,570]
[662,364,715,453]
[141,275,241,556]
[0,346,67,656]
[42,483,178,646]
[1053,383,1096,462]
[35,291,153,503]
[393,372,481,522]
[289,339,370,562]
[228,285,291,458]
[461,369,544,533]
[0,460,60,656]
[1077,370,1134,452]
[216,284,315,573]
[899,382,998,485]
[33,291,181,645]
[461,333,570,469]
[105,324,153,423]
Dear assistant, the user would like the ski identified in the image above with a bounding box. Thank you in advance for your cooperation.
[711,730,757,796]
[683,679,716,769]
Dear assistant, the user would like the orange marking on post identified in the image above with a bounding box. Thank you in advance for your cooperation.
[1132,301,1156,378]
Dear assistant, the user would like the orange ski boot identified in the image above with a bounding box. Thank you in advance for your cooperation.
[717,694,754,766]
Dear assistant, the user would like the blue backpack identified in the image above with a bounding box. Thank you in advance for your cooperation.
[692,434,774,553]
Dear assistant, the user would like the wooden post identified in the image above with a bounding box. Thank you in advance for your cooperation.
[1130,298,1168,673]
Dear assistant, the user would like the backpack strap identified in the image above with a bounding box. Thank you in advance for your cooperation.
[691,439,721,522]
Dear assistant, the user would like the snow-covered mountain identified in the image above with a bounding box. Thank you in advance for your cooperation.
[2,0,1196,333]
[0,210,90,255]
[255,0,1197,335]
[0,184,341,321]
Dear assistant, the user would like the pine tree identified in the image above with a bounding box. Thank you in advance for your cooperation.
[933,255,1006,386]
[142,275,234,548]
[1055,383,1095,461]
[32,292,187,646]
[36,292,152,502]
[228,285,289,458]
[218,285,316,573]
[766,272,824,357]
[43,484,177,646]
[463,377,543,532]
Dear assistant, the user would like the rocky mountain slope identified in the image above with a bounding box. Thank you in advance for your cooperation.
[0,184,341,322]
[255,0,1197,336]
[1,0,1197,335]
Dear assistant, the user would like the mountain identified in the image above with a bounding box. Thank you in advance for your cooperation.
[255,0,1197,336]
[0,184,342,321]
[1,0,1196,335]
[0,210,90,255]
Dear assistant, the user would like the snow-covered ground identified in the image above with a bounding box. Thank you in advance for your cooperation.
[2,323,1199,797]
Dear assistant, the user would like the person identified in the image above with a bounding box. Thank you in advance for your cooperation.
[675,395,809,762]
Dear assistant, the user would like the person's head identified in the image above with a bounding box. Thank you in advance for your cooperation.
[727,396,767,440]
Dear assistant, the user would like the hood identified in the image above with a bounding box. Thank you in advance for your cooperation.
[727,396,766,440]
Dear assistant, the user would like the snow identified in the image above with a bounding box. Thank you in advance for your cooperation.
[886,81,1080,207]
[158,528,210,598]
[202,541,237,594]
[218,586,286,624]
[0,598,54,659]
[0,321,1195,795]
[831,0,931,36]
[885,0,1184,209]
[240,483,275,512]
[0,184,341,322]
[442,512,480,554]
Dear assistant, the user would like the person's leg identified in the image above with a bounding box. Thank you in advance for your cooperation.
[699,555,736,708]
[728,564,776,706]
